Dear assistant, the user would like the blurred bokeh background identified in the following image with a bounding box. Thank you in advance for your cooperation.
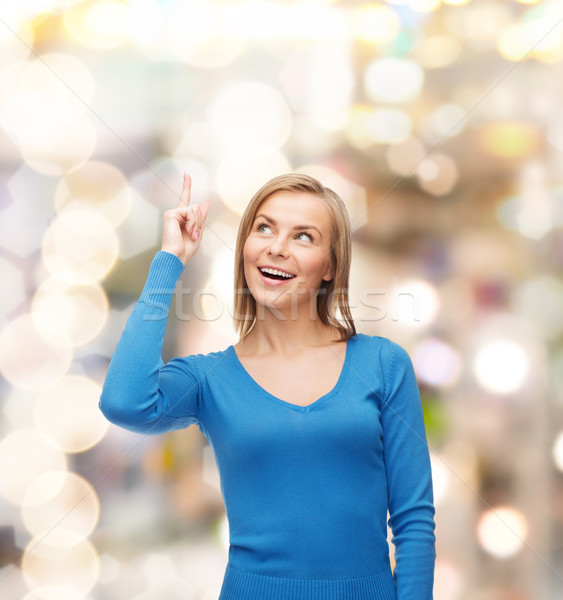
[1,0,562,598]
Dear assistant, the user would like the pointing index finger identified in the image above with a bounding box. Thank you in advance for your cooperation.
[178,172,191,208]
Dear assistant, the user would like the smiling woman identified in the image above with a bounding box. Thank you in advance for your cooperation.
[99,172,436,600]
[233,174,356,344]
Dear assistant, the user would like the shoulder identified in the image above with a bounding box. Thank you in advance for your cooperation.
[349,332,410,357]
[173,345,234,374]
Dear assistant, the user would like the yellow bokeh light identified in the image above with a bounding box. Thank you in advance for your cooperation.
[354,5,401,44]
[346,105,377,149]
[413,34,462,69]
[22,471,100,547]
[41,209,119,285]
[479,122,540,159]
[23,585,88,600]
[55,161,132,228]
[0,429,67,505]
[346,106,412,145]
[407,0,441,13]
[211,82,292,150]
[0,19,33,74]
[0,315,72,390]
[22,536,100,594]
[476,506,528,558]
[64,0,130,50]
[216,146,291,214]
[34,375,108,453]
[31,278,109,348]
[167,3,244,68]
[498,14,563,64]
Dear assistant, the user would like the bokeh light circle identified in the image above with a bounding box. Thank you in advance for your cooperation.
[211,82,292,149]
[473,339,529,395]
[21,115,96,176]
[386,137,427,176]
[55,161,132,227]
[417,153,459,196]
[0,20,33,74]
[64,0,130,50]
[412,338,462,388]
[41,209,119,285]
[34,375,108,453]
[369,108,412,144]
[0,52,96,175]
[0,429,67,505]
[31,278,109,348]
[23,585,90,600]
[476,506,528,558]
[0,53,94,141]
[553,431,563,473]
[22,471,100,547]
[22,536,100,594]
[0,315,72,390]
[216,146,291,214]
[479,122,540,159]
[354,5,401,44]
[393,278,440,327]
[430,456,449,505]
[364,58,424,104]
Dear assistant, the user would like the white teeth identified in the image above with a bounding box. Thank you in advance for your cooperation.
[260,267,295,278]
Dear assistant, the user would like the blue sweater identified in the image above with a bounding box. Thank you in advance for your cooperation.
[99,251,436,600]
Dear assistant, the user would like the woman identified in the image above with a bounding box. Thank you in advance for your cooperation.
[100,172,436,600]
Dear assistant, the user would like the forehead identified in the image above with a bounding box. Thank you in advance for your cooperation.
[256,191,332,225]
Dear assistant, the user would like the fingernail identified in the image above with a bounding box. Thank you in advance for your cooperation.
[195,230,200,241]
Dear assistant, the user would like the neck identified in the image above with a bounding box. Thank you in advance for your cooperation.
[239,307,340,356]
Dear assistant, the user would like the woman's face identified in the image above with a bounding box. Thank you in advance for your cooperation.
[243,191,334,315]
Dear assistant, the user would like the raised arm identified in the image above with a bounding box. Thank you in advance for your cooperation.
[99,174,210,434]
[380,340,436,599]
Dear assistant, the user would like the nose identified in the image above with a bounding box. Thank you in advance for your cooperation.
[267,238,289,257]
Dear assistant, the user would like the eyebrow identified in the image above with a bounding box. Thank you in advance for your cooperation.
[254,214,323,239]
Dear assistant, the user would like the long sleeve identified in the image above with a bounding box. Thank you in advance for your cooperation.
[99,251,202,434]
[380,340,436,599]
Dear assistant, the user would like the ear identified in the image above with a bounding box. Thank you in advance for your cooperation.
[322,263,334,282]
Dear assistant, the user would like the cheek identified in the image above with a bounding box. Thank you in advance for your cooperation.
[242,238,259,278]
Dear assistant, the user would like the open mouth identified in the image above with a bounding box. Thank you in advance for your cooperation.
[258,267,296,281]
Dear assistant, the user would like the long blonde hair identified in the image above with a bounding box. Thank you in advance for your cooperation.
[233,173,356,342]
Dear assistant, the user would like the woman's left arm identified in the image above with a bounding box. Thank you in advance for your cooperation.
[380,340,436,599]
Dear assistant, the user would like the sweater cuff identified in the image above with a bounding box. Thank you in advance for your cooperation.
[139,251,185,310]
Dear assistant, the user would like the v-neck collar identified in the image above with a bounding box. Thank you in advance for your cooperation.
[228,337,354,413]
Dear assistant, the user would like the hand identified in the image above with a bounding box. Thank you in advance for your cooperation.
[161,173,210,265]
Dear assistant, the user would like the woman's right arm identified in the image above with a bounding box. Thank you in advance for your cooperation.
[99,174,210,434]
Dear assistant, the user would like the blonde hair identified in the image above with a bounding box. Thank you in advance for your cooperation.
[233,173,356,342]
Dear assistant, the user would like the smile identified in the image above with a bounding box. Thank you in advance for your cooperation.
[258,266,296,282]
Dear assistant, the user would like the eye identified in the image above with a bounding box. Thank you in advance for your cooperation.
[255,222,272,233]
[296,231,313,242]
